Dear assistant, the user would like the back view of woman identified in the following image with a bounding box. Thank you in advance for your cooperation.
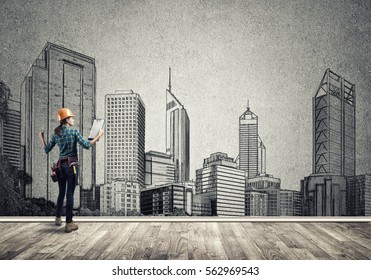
[39,108,104,233]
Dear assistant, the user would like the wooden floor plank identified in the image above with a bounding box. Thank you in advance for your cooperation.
[346,223,371,239]
[0,223,23,236]
[202,223,228,260]
[311,223,348,242]
[0,223,39,245]
[66,223,107,258]
[149,222,171,260]
[297,223,365,260]
[265,223,316,260]
[187,223,209,260]
[258,223,308,260]
[218,223,248,260]
[165,222,189,260]
[97,222,140,260]
[81,223,120,260]
[132,223,161,260]
[271,223,331,259]
[0,223,48,259]
[0,222,370,260]
[230,223,264,259]
[240,223,287,260]
[114,223,162,260]
[339,241,371,259]
[13,224,65,260]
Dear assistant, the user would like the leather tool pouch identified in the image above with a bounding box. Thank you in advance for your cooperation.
[51,165,63,182]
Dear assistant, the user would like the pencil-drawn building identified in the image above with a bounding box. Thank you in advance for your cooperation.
[0,82,21,169]
[245,187,268,216]
[196,152,245,216]
[313,69,356,177]
[246,174,281,216]
[100,178,140,215]
[346,174,371,216]
[20,43,96,205]
[301,69,355,216]
[280,189,302,216]
[192,194,212,216]
[140,182,192,216]
[239,103,266,177]
[104,90,145,191]
[144,150,175,186]
[301,174,347,216]
[166,69,190,183]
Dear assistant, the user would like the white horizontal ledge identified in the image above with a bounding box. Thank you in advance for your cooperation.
[0,216,370,223]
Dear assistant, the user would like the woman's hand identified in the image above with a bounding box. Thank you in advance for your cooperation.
[98,129,104,138]
[90,129,104,145]
[39,128,46,147]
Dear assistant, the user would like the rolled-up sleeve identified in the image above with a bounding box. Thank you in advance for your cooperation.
[75,130,91,149]
[44,135,56,154]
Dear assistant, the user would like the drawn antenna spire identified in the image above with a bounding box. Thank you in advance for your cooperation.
[168,67,172,93]
[247,98,250,110]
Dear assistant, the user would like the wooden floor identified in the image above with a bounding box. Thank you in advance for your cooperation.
[0,220,370,260]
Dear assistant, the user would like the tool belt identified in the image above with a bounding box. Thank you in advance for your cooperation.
[50,156,78,183]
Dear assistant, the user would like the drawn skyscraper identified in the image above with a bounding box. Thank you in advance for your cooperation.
[0,82,21,168]
[103,90,145,214]
[104,90,145,185]
[313,68,356,176]
[20,43,96,203]
[166,68,190,182]
[239,103,259,178]
[301,69,355,216]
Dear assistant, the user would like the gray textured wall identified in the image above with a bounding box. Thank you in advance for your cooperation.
[1,0,370,192]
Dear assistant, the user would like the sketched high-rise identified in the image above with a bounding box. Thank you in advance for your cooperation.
[313,68,356,176]
[103,90,145,214]
[301,69,355,216]
[104,90,145,186]
[239,104,258,178]
[166,68,190,183]
[20,43,96,203]
[0,82,21,169]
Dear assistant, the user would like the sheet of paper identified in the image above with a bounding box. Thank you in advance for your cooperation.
[88,119,105,140]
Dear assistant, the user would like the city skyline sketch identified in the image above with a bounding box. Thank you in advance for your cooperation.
[0,0,370,216]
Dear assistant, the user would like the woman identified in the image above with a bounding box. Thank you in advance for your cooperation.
[39,108,104,233]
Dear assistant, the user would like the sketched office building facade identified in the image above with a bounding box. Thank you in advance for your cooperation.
[20,42,97,204]
[103,90,145,214]
[301,69,355,216]
[144,150,175,186]
[196,152,245,216]
[0,82,21,169]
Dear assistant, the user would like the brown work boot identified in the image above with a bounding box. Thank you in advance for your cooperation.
[65,222,78,233]
[55,217,62,226]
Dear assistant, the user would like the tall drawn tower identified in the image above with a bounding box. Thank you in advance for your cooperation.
[239,103,259,178]
[165,68,190,183]
[21,42,96,203]
[301,69,355,216]
[313,68,356,177]
[104,90,145,186]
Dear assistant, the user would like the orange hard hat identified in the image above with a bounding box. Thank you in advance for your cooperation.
[56,108,74,122]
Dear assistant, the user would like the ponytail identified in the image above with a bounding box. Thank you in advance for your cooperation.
[54,119,68,136]
[54,123,63,136]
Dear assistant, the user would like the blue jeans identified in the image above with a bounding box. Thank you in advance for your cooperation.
[55,161,77,223]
